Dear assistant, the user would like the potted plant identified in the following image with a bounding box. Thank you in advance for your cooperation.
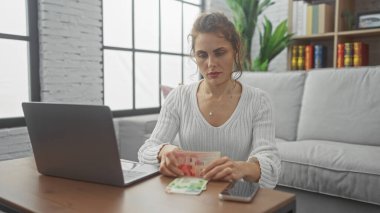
[226,0,274,70]
[253,17,293,71]
[226,0,292,71]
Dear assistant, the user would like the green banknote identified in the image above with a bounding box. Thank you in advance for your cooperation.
[166,177,208,195]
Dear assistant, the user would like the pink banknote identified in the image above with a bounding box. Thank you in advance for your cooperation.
[175,151,221,177]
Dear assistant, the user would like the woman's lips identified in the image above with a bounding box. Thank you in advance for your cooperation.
[207,72,222,78]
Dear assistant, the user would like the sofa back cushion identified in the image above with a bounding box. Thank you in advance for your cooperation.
[297,67,380,146]
[240,71,306,141]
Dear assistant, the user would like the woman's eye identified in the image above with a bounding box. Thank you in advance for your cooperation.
[197,53,207,59]
[215,51,225,56]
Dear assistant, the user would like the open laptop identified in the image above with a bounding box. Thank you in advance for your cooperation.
[22,102,159,187]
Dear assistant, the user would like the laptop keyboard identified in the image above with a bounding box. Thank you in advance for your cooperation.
[122,170,146,179]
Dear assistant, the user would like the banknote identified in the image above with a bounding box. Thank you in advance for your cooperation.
[175,151,221,177]
[166,177,208,195]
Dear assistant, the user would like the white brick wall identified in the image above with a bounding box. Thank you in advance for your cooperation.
[0,0,103,161]
[206,0,289,72]
[206,0,233,19]
[39,0,103,104]
[0,128,31,161]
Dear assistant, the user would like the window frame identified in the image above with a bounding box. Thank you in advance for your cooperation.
[0,0,40,128]
[102,0,204,118]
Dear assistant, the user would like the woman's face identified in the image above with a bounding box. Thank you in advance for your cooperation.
[194,32,235,86]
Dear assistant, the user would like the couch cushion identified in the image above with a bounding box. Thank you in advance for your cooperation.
[116,114,159,161]
[240,71,306,141]
[297,67,380,146]
[277,140,380,205]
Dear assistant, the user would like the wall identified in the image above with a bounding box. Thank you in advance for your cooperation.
[206,0,289,72]
[0,0,103,161]
[0,128,31,161]
[39,0,103,103]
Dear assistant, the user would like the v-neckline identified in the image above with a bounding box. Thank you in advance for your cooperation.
[192,80,245,128]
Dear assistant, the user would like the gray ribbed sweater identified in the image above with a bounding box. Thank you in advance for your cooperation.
[138,81,280,188]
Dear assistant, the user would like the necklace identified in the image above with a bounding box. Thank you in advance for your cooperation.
[206,81,236,117]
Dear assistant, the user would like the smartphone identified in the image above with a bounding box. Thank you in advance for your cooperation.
[218,181,260,202]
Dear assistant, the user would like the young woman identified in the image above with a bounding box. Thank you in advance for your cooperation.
[138,12,280,188]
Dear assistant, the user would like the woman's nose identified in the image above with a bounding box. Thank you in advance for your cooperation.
[207,56,216,68]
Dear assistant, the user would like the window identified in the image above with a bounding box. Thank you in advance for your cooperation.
[0,0,39,128]
[103,0,203,116]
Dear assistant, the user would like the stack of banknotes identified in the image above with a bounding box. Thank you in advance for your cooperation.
[166,151,221,195]
[175,151,221,177]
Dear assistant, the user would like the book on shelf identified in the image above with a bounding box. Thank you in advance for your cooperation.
[305,45,314,70]
[292,1,308,36]
[290,45,305,70]
[306,5,312,35]
[337,43,345,68]
[291,44,326,70]
[353,42,369,67]
[340,42,369,68]
[297,45,305,70]
[344,42,353,67]
[291,45,298,70]
[318,3,334,34]
[311,4,318,34]
[314,44,326,68]
[306,3,334,35]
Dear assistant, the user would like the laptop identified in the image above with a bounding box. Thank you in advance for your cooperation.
[22,102,159,187]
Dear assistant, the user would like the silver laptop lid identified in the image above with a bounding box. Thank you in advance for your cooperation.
[22,102,125,186]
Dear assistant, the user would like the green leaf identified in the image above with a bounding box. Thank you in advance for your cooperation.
[252,58,261,71]
[253,16,292,71]
[258,0,274,15]
[259,59,269,71]
[252,58,269,71]
[261,17,273,60]
[226,0,281,71]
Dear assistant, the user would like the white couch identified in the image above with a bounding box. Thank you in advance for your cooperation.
[116,67,380,213]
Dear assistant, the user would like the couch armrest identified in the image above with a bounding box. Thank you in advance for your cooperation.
[115,114,159,161]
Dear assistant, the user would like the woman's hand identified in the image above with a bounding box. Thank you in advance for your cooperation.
[201,157,261,182]
[158,145,184,177]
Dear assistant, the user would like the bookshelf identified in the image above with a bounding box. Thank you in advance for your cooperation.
[288,0,380,70]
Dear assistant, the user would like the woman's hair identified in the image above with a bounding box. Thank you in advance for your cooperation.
[189,12,243,79]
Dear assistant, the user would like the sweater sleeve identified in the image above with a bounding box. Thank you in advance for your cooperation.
[138,87,181,164]
[248,91,281,189]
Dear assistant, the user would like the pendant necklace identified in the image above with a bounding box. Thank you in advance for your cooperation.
[207,81,236,117]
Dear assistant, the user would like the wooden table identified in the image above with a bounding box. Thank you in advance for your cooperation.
[0,158,295,213]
